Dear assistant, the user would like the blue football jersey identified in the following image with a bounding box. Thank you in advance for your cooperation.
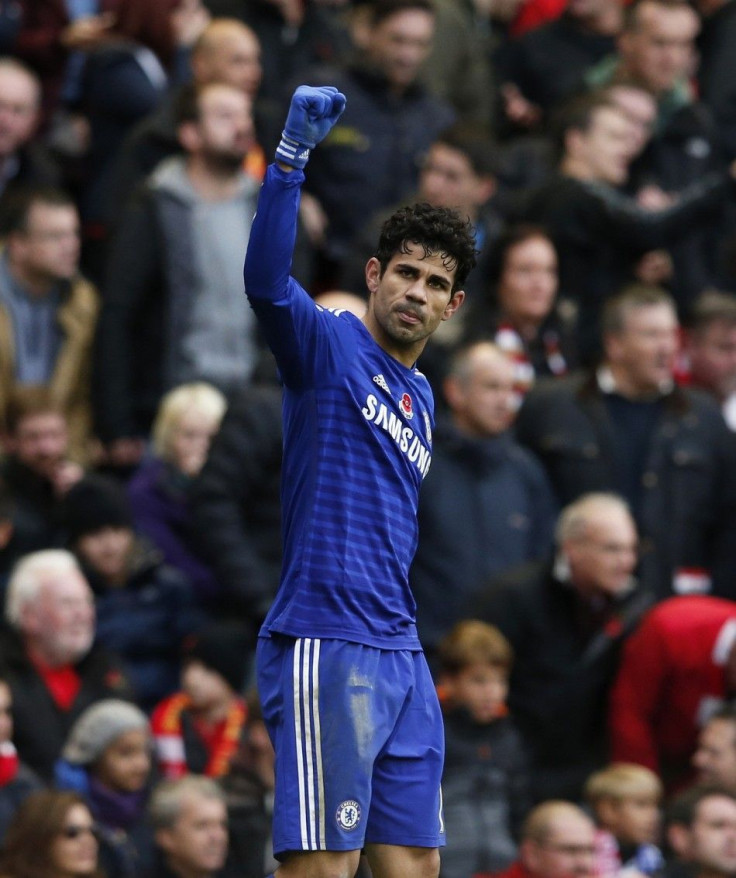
[245,165,435,649]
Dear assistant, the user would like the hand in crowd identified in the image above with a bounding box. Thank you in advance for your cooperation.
[49,459,84,497]
[635,185,675,211]
[500,83,543,128]
[60,13,117,51]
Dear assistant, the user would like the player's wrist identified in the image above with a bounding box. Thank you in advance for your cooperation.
[275,131,312,170]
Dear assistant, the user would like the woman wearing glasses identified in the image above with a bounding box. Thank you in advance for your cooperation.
[0,789,103,878]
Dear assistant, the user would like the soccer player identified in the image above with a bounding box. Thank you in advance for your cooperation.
[243,85,476,878]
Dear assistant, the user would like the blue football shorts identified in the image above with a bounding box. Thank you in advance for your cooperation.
[256,635,445,858]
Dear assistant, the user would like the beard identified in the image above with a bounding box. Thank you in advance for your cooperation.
[201,147,247,176]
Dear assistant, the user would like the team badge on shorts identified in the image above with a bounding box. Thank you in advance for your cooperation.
[336,800,362,831]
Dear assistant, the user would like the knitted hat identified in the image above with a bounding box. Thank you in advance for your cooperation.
[182,623,252,693]
[62,699,149,765]
[63,474,133,543]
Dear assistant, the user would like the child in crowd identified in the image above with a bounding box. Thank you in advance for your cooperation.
[63,473,205,708]
[437,620,531,878]
[584,763,665,877]
[151,623,251,779]
[54,699,155,878]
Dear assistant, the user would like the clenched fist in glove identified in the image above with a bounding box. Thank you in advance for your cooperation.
[275,85,347,170]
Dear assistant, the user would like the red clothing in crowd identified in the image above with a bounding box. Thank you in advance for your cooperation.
[609,595,736,788]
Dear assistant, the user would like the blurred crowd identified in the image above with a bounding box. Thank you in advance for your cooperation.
[2,0,736,877]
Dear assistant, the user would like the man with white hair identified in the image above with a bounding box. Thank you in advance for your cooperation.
[471,492,654,802]
[147,775,229,878]
[0,549,132,781]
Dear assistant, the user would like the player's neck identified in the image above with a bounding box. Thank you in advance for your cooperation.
[361,312,423,368]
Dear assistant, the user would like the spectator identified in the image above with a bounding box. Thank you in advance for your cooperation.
[515,284,736,599]
[586,0,726,309]
[210,0,350,111]
[411,341,557,658]
[0,59,60,199]
[584,763,664,876]
[0,789,104,878]
[219,690,275,878]
[146,775,229,878]
[520,93,734,362]
[341,122,502,308]
[681,291,736,431]
[0,186,99,462]
[190,384,283,629]
[299,0,455,279]
[437,620,531,878]
[15,0,117,124]
[94,80,260,456]
[0,672,42,844]
[0,549,133,780]
[696,0,736,160]
[489,800,597,878]
[0,389,84,556]
[63,473,204,709]
[128,382,226,605]
[496,0,623,134]
[472,492,653,801]
[662,786,736,878]
[106,18,265,213]
[77,0,211,263]
[462,224,576,406]
[150,623,250,779]
[693,706,736,794]
[609,595,736,791]
[54,699,155,878]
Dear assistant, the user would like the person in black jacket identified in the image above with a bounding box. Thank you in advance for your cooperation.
[521,91,736,363]
[470,492,653,802]
[190,384,283,632]
[437,620,531,878]
[515,284,736,599]
[410,341,557,660]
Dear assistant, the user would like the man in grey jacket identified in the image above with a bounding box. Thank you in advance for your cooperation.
[94,81,260,463]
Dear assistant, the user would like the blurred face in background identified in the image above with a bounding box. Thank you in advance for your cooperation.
[497,235,558,332]
[95,729,152,793]
[50,803,99,877]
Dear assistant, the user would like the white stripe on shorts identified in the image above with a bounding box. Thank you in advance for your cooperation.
[293,638,326,849]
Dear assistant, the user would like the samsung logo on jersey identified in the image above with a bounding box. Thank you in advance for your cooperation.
[361,394,432,478]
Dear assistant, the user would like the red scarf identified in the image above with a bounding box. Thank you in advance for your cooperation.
[151,692,248,778]
[0,740,19,785]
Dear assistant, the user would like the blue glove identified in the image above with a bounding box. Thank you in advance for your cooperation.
[275,85,347,169]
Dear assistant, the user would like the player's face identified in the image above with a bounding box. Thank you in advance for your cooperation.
[364,242,464,366]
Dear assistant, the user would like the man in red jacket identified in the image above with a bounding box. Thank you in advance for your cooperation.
[609,595,736,791]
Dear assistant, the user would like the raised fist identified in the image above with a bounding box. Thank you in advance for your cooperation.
[276,85,347,169]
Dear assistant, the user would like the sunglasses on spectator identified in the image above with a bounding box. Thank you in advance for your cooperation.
[60,824,98,840]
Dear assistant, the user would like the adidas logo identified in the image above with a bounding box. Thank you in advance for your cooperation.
[373,374,391,395]
[298,149,310,160]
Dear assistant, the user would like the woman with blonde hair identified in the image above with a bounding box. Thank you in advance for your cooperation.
[128,382,226,605]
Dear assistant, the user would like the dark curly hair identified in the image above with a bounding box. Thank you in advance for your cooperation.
[374,202,477,293]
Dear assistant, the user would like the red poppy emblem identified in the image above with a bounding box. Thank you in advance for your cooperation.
[400,393,414,419]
